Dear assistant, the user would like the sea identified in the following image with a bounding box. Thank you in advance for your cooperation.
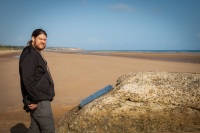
[13,50,200,63]
[81,50,200,64]
[85,50,200,54]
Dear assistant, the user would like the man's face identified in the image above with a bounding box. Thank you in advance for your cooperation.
[32,34,47,51]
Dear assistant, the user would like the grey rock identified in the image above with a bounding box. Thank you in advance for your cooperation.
[57,72,200,133]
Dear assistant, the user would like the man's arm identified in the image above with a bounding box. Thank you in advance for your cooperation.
[20,52,45,103]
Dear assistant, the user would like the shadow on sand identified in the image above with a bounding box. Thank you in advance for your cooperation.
[10,123,28,133]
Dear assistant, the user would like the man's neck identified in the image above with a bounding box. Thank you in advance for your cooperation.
[31,44,41,53]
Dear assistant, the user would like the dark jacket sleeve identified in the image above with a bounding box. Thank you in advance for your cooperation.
[20,51,45,103]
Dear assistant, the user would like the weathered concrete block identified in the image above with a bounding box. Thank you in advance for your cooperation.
[57,72,200,133]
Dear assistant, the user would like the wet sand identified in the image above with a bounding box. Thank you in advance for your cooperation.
[85,51,200,64]
[0,50,200,132]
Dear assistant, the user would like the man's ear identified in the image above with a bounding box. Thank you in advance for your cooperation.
[32,37,35,43]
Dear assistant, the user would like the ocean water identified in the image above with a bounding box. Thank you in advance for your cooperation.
[86,50,200,54]
[13,50,200,63]
[82,50,200,64]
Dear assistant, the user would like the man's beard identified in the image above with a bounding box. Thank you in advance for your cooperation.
[33,42,46,51]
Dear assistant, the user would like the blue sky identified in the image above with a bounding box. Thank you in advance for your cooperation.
[0,0,200,50]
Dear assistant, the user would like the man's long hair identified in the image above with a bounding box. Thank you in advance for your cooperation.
[27,29,47,45]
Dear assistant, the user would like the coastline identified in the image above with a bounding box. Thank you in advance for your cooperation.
[84,51,200,64]
[1,49,200,64]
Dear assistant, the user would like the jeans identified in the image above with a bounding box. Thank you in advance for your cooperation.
[28,101,55,133]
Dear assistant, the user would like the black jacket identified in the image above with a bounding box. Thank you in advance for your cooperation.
[19,45,55,103]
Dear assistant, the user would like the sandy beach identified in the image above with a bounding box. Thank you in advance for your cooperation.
[0,50,200,132]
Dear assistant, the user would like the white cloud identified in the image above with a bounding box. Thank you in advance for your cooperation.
[109,4,134,12]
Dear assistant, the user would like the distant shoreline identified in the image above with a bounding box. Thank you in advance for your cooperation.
[88,51,200,64]
[1,45,200,54]
[46,50,200,64]
[1,49,200,64]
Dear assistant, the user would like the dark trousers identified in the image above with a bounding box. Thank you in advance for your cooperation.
[28,101,55,133]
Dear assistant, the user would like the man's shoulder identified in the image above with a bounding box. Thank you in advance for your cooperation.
[22,45,37,55]
[20,45,38,62]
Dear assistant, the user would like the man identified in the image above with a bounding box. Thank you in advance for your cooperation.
[19,29,55,133]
